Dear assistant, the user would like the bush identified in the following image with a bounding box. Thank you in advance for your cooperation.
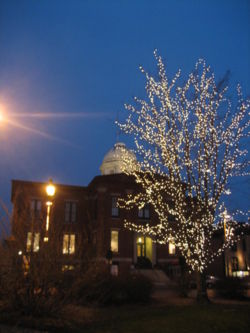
[216,278,248,300]
[70,267,153,306]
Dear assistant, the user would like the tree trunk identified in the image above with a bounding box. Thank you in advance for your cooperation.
[196,270,209,303]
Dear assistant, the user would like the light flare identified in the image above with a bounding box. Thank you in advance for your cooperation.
[5,117,82,148]
[9,112,109,119]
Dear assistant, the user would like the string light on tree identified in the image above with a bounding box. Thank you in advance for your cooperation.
[116,51,249,276]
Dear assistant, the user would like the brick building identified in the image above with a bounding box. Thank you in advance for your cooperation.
[10,142,249,279]
[11,143,179,276]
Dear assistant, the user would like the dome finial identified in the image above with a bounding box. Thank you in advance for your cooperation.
[100,142,136,175]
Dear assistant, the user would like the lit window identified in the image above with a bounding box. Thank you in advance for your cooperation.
[30,199,42,217]
[26,232,32,252]
[111,197,119,217]
[111,230,119,252]
[26,232,40,252]
[63,234,75,254]
[169,242,176,255]
[138,204,150,219]
[65,201,77,223]
[33,233,40,252]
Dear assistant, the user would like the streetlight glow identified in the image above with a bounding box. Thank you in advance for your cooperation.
[44,179,56,242]
[46,179,56,197]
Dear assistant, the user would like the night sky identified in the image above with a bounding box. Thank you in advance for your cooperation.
[0,0,249,232]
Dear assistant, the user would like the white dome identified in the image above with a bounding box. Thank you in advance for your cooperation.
[100,142,136,175]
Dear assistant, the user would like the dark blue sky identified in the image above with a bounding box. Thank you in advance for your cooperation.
[0,0,249,227]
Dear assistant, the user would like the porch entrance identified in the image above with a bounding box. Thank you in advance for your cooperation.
[136,236,153,262]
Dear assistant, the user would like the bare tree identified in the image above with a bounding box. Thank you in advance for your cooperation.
[117,51,249,300]
[0,187,99,315]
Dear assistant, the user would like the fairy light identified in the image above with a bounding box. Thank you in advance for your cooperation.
[117,51,250,273]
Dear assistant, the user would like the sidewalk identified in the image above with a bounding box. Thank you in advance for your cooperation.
[152,285,250,306]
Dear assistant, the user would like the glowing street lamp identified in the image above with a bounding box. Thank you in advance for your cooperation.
[44,179,56,242]
[223,209,231,240]
[0,108,6,124]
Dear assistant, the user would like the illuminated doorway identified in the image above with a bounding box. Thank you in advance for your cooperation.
[136,236,153,262]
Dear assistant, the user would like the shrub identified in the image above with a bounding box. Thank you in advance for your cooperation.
[216,278,248,300]
[70,267,153,306]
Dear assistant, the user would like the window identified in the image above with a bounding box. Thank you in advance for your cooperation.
[138,204,150,219]
[30,199,42,217]
[231,243,237,252]
[169,241,176,255]
[111,197,119,217]
[231,257,238,271]
[65,201,77,223]
[111,230,119,252]
[62,234,75,254]
[26,232,40,252]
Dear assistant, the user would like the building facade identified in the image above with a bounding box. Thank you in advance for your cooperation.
[11,143,180,276]
[10,142,250,279]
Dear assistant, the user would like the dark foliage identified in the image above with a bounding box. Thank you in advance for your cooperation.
[135,256,152,269]
[69,267,153,305]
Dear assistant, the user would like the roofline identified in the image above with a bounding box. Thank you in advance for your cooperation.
[11,179,86,202]
[88,173,136,187]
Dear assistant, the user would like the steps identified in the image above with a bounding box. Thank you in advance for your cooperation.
[132,269,174,287]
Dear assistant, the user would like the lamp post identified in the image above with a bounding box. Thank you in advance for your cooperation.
[44,179,56,242]
[223,209,230,241]
[223,209,231,276]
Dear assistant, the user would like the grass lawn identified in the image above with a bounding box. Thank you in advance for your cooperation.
[1,302,249,333]
[82,303,250,333]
